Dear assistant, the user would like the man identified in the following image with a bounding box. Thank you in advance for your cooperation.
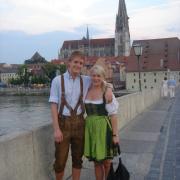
[49,51,112,180]
[168,77,176,98]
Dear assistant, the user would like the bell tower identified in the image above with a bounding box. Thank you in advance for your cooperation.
[115,0,130,56]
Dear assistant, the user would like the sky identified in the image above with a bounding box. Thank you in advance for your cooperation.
[0,0,180,64]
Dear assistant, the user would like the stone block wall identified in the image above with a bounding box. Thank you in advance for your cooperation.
[0,88,161,179]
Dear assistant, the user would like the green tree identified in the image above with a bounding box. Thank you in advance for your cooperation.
[42,63,67,83]
[57,64,67,75]
[31,75,49,84]
[9,77,23,85]
[42,63,56,83]
[17,64,32,86]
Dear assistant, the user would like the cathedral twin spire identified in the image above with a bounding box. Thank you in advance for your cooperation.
[85,0,130,57]
[86,26,89,40]
[83,0,130,57]
[115,0,130,56]
[59,0,130,58]
[116,0,129,32]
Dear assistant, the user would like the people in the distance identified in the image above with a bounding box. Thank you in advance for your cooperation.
[168,76,176,98]
[161,77,168,98]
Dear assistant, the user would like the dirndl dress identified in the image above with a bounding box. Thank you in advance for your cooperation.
[84,98,118,162]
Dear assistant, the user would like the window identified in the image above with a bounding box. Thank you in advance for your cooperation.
[144,73,146,76]
[154,79,156,83]
[134,79,136,83]
[165,73,167,75]
[132,86,134,89]
[154,73,156,76]
[144,79,146,83]
[145,86,147,89]
[134,73,136,76]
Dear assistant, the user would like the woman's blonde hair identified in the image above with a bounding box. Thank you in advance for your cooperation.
[90,65,106,91]
[90,65,106,79]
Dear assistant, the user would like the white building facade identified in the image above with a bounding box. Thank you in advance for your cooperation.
[126,37,180,91]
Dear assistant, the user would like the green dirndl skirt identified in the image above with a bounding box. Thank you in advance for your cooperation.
[84,115,114,162]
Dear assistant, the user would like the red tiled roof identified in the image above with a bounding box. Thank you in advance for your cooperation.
[51,56,127,66]
[126,37,180,72]
[51,59,68,65]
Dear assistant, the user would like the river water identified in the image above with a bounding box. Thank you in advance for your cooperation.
[0,96,51,137]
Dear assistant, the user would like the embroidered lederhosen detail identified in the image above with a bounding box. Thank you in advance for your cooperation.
[58,74,85,119]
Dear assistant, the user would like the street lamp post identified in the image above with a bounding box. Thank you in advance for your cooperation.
[133,44,143,91]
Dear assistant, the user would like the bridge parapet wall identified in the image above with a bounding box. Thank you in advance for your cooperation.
[0,88,161,180]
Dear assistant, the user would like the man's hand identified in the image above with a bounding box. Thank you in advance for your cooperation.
[51,103,63,143]
[54,128,63,143]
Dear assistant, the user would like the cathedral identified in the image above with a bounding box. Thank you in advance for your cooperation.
[59,0,130,59]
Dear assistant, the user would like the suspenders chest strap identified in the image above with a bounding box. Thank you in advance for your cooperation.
[59,74,84,117]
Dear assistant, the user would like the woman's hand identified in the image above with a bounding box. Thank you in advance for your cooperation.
[113,135,119,144]
[54,129,63,143]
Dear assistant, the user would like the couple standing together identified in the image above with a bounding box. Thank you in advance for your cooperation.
[49,51,119,180]
[161,77,176,98]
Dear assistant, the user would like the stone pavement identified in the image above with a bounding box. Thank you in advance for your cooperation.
[146,87,180,180]
[79,87,180,180]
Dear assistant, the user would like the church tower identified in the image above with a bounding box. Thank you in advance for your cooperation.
[86,26,91,56]
[115,0,130,56]
[86,26,89,40]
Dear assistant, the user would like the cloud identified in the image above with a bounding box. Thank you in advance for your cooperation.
[0,0,104,34]
[129,0,180,39]
[1,0,179,39]
[0,0,179,64]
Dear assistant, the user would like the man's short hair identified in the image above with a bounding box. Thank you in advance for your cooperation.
[69,51,85,62]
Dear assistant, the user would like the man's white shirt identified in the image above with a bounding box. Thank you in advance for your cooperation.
[49,71,91,116]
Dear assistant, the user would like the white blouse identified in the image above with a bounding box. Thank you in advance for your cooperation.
[85,95,119,116]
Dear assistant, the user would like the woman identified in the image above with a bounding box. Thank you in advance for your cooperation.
[161,77,168,97]
[84,65,119,180]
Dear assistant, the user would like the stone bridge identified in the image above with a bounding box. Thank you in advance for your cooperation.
[0,87,179,180]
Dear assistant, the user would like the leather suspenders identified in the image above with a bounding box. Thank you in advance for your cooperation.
[59,74,85,118]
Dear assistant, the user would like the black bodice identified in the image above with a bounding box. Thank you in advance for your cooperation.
[85,103,108,116]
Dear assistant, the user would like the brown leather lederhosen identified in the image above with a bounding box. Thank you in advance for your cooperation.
[54,74,85,173]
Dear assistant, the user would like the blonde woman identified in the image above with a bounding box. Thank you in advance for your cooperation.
[84,65,119,180]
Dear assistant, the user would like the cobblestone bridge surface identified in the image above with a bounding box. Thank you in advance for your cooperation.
[146,87,180,180]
